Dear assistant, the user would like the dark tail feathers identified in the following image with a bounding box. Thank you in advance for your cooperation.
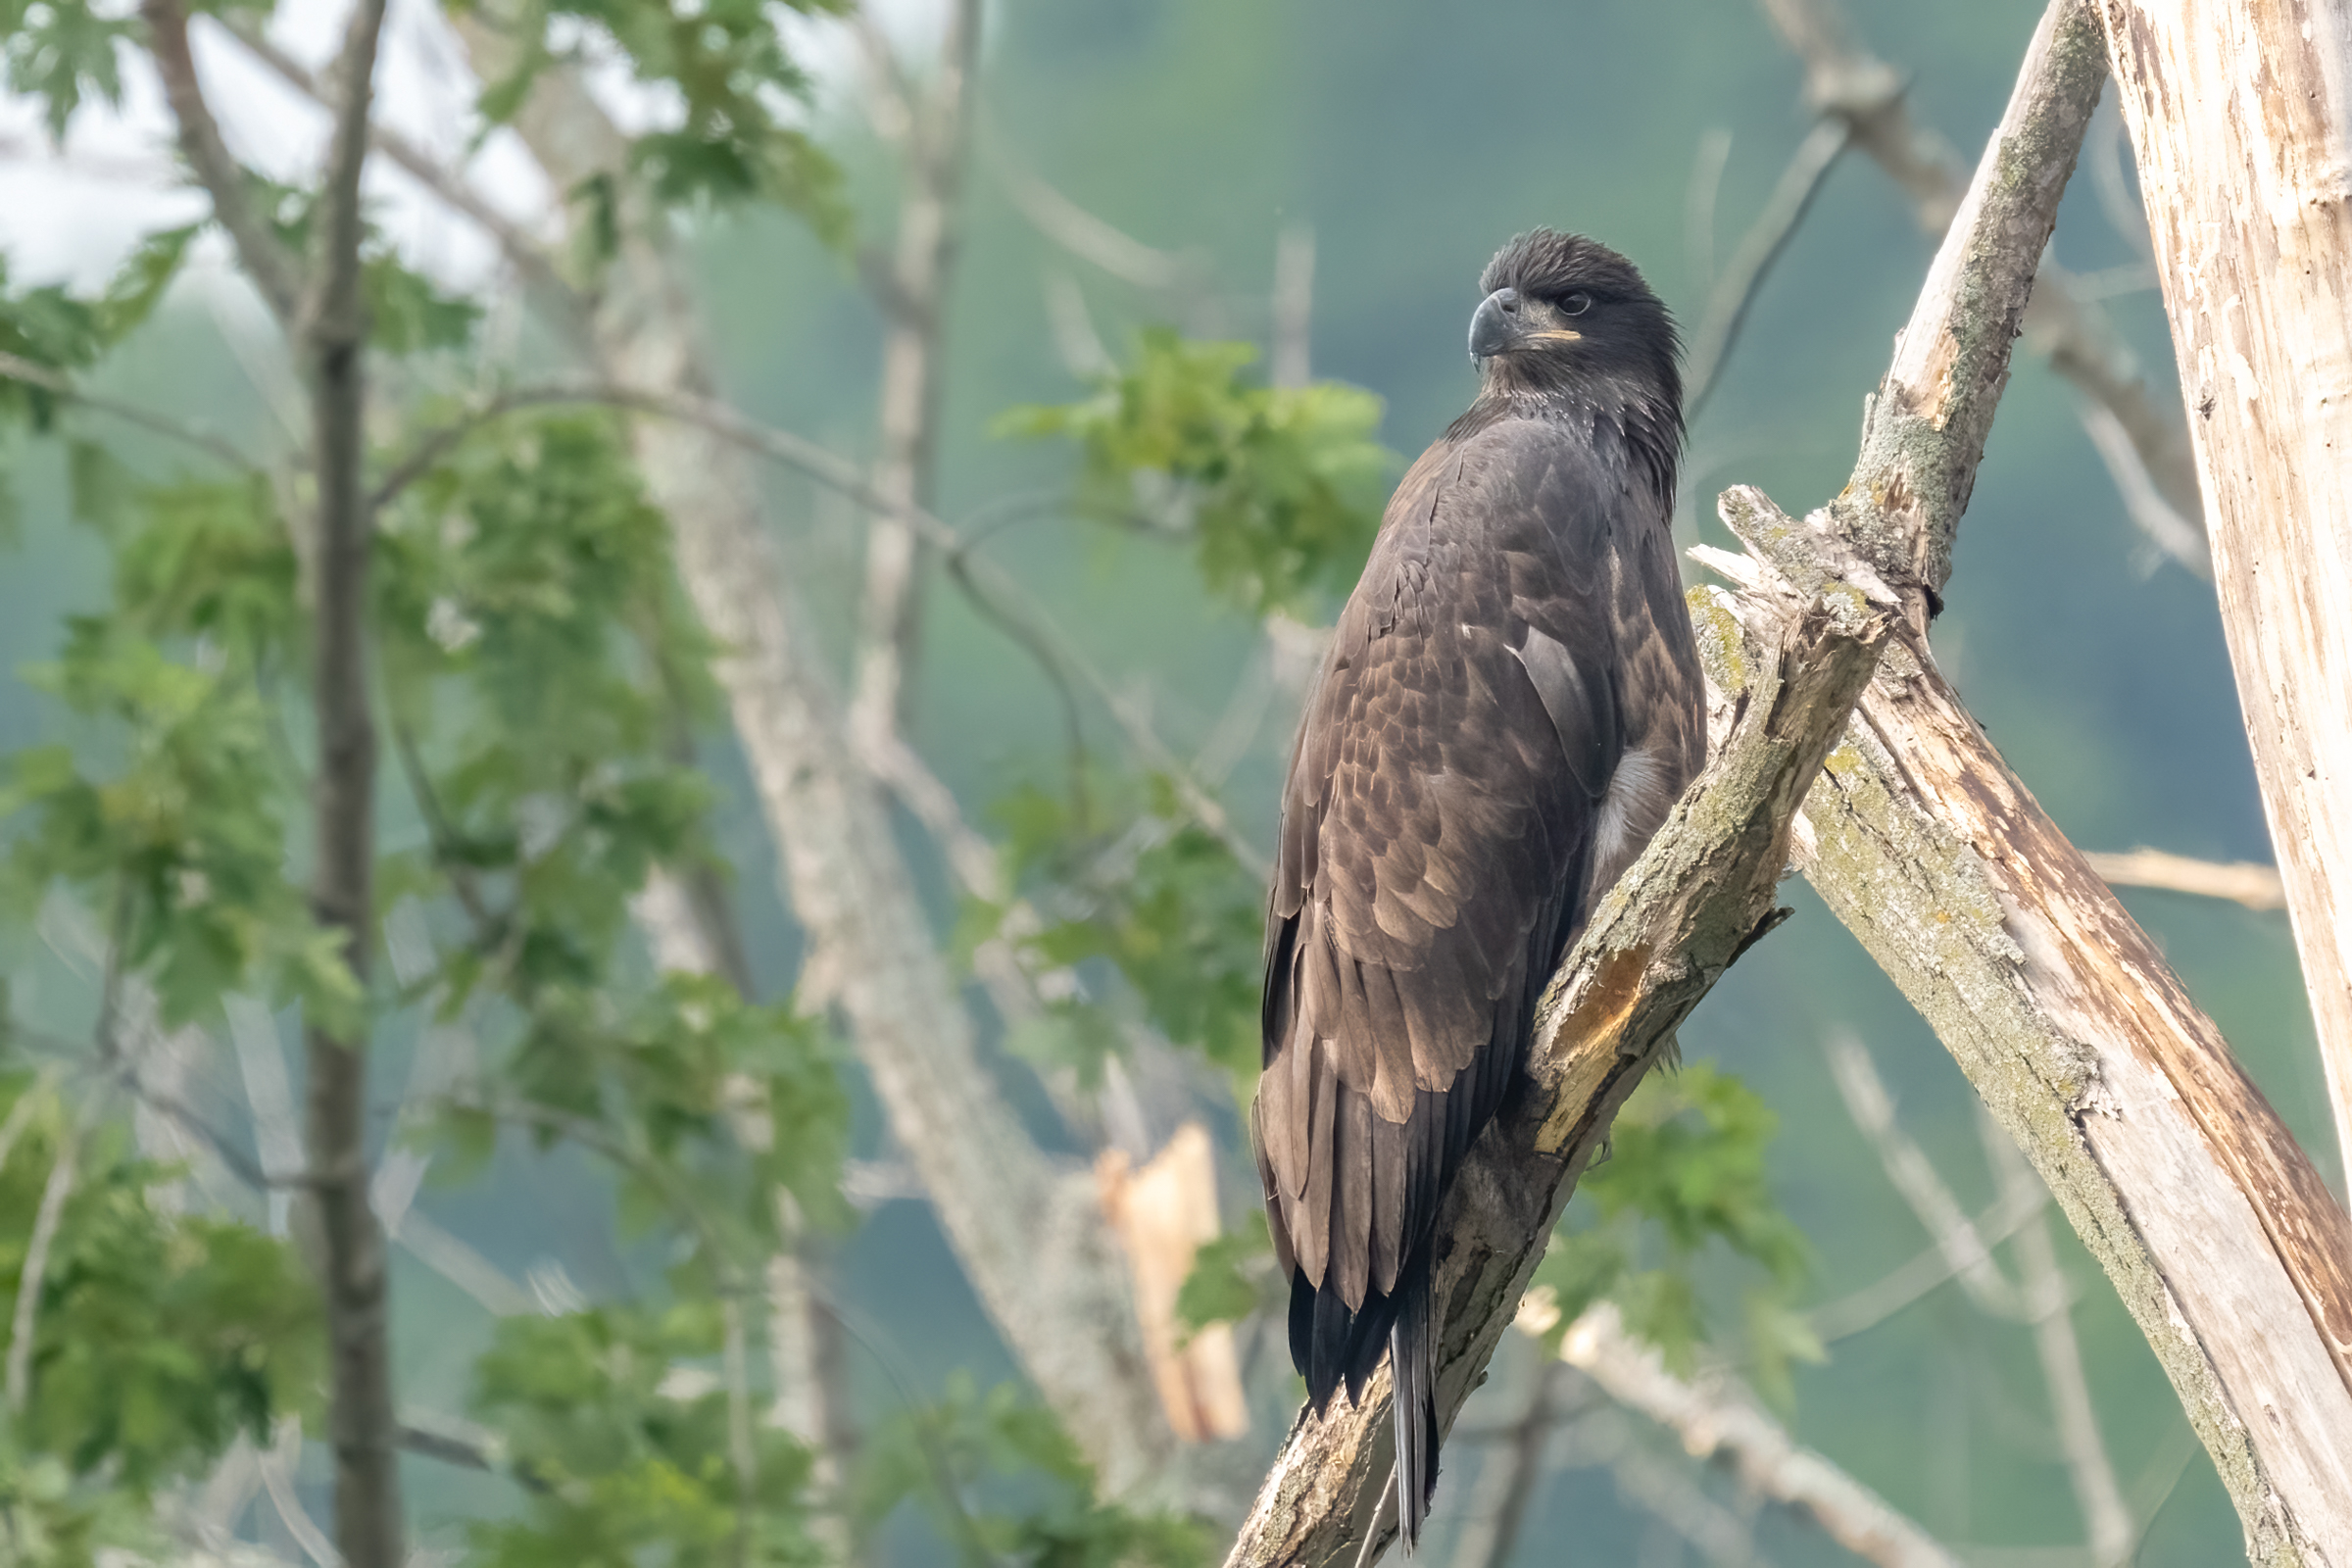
[1389,1257,1440,1553]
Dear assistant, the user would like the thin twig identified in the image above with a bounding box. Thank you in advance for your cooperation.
[722,1294,759,1568]
[1271,223,1315,390]
[218,18,584,331]
[373,380,1268,871]
[1824,1032,2030,1319]
[0,351,259,468]
[1446,1358,1563,1568]
[1808,1179,2047,1343]
[0,1066,60,1178]
[1755,0,2207,574]
[5,1105,81,1414]
[1686,119,1850,417]
[1982,1117,2132,1565]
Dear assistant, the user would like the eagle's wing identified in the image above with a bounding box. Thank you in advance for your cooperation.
[1254,413,1676,1398]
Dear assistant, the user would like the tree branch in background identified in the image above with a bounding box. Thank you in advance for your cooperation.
[1685,118,1850,417]
[2082,848,2286,911]
[1689,546,2352,1560]
[1443,1358,1565,1568]
[1271,223,1315,390]
[5,1107,80,1415]
[439,22,1228,1513]
[1982,1119,2133,1566]
[217,19,587,333]
[1225,12,2103,1559]
[2096,0,2352,1185]
[1753,0,2209,579]
[137,0,305,324]
[848,0,985,760]
[0,351,259,469]
[1824,1033,2029,1320]
[1558,1304,1962,1568]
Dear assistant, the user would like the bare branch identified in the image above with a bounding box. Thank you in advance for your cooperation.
[1224,12,2105,1559]
[1823,1033,2029,1320]
[848,0,986,761]
[1444,1359,1563,1568]
[1807,1180,2047,1344]
[443,27,1209,1505]
[985,119,1200,294]
[1560,1304,1962,1568]
[2082,847,2285,910]
[138,0,306,324]
[1757,0,2206,571]
[0,351,259,469]
[1982,1121,2132,1565]
[1686,119,1849,416]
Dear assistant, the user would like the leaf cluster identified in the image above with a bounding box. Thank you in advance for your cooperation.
[998,329,1390,619]
[1529,1062,1820,1400]
[0,1074,321,1499]
[966,774,1262,1102]
[466,1302,818,1568]
[852,1373,1210,1568]
[470,0,849,244]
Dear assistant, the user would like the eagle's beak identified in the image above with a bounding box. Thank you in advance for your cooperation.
[1469,287,1579,361]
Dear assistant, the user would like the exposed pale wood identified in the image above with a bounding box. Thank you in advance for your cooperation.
[1096,1123,1251,1443]
[1691,549,2352,1560]
[2097,0,2352,1171]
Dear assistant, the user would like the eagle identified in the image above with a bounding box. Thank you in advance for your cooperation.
[1252,230,1704,1548]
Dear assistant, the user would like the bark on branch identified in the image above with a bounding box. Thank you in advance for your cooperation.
[2095,0,2352,1185]
[1220,8,2105,1562]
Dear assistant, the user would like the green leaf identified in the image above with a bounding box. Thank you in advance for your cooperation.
[1174,1211,1274,1338]
[999,328,1393,617]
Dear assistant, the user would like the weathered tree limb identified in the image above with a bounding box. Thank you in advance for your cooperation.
[1221,14,2103,1561]
[1688,550,2352,1559]
[1757,0,2210,578]
[437,24,1217,1509]
[1558,1305,1961,1568]
[2095,0,2352,1181]
[848,0,984,758]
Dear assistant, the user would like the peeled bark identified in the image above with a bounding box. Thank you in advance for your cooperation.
[2096,0,2352,1183]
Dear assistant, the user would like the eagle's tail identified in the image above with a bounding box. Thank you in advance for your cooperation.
[1389,1256,1440,1553]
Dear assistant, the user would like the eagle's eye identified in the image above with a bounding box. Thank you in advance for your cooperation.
[1560,292,1593,317]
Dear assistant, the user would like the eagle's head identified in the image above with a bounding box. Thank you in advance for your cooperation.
[1468,229,1681,411]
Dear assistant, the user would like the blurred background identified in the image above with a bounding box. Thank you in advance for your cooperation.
[0,0,2331,1564]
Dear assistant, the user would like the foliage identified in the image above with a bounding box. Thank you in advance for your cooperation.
[965,773,1263,1101]
[467,1303,817,1568]
[1528,1063,1820,1401]
[999,329,1391,618]
[0,1072,319,1500]
[1172,1209,1275,1339]
[468,0,849,244]
[853,1374,1211,1568]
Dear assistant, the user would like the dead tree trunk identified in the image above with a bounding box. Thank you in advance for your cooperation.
[2097,0,2352,1176]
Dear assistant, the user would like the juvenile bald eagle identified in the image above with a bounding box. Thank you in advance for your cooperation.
[1253,230,1704,1548]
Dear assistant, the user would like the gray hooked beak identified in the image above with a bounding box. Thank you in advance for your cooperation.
[1468,286,1580,362]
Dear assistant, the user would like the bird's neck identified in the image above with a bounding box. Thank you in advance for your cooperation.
[1451,378,1684,511]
